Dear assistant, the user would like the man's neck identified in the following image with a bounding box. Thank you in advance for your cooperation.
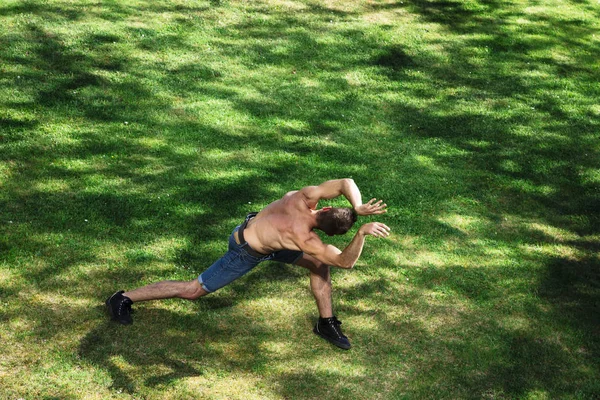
[308,209,321,230]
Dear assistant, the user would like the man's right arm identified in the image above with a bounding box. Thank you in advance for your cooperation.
[300,179,387,215]
[299,178,363,209]
[301,222,391,269]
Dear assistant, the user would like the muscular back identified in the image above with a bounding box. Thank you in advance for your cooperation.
[236,179,389,269]
[242,190,317,254]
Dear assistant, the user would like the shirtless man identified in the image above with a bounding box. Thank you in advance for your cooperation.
[106,179,390,349]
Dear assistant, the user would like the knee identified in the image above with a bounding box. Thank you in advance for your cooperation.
[313,262,331,282]
[182,281,208,300]
[184,287,207,300]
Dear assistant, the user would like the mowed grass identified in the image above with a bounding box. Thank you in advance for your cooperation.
[1,0,599,398]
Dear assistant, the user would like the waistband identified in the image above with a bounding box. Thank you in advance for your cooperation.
[238,212,268,258]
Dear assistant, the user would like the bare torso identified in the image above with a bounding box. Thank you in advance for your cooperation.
[242,190,318,254]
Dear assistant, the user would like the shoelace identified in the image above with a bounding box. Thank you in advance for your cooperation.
[327,317,346,338]
[119,299,132,316]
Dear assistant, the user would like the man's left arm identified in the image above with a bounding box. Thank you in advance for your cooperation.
[300,222,391,269]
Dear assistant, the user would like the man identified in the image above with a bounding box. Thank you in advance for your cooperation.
[106,179,390,349]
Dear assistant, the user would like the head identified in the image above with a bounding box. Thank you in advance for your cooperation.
[316,207,358,236]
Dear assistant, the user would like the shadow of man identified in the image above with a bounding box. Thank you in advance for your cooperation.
[78,311,203,394]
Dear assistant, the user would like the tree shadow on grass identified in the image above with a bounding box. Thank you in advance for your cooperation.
[539,255,600,339]
[2,0,599,398]
[476,255,600,398]
[79,319,204,393]
[387,0,600,231]
[323,260,600,399]
[78,301,287,395]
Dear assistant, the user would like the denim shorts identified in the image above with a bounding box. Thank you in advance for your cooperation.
[198,225,304,293]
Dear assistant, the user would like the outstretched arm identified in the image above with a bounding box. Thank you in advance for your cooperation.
[300,179,387,214]
[301,222,391,269]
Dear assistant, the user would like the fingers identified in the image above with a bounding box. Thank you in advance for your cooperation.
[367,198,382,207]
[365,198,388,214]
[369,222,391,238]
[376,223,391,237]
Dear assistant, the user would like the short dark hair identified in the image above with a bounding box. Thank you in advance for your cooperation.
[316,207,358,236]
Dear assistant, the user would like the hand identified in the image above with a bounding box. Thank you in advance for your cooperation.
[359,222,391,238]
[355,198,387,216]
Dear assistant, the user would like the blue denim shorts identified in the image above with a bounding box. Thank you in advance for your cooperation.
[198,225,304,293]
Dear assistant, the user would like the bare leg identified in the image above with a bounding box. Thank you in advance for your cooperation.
[124,279,207,302]
[295,254,333,318]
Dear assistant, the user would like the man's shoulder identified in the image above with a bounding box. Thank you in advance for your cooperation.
[284,189,307,202]
[289,186,321,209]
[284,189,300,197]
[290,229,329,257]
[292,227,323,247]
[277,189,315,211]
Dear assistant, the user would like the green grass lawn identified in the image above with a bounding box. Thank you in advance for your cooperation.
[1,0,599,398]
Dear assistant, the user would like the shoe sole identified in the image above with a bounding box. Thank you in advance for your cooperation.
[313,327,351,350]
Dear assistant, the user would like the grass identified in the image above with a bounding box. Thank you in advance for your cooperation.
[1,0,599,398]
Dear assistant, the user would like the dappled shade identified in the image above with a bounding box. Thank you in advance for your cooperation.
[1,0,598,398]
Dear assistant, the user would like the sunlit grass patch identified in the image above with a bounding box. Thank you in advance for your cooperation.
[1,0,599,398]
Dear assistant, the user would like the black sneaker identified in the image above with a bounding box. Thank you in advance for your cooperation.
[313,316,351,350]
[106,290,133,325]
